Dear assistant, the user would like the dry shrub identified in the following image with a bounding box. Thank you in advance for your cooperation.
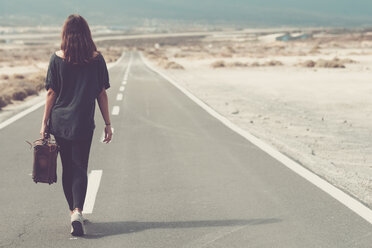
[227,61,248,67]
[330,42,343,48]
[263,60,283,66]
[146,50,155,57]
[333,57,356,64]
[0,96,7,109]
[301,60,316,67]
[28,71,46,91]
[316,59,345,68]
[157,58,184,70]
[34,82,45,91]
[1,74,9,80]
[211,59,283,68]
[0,85,33,102]
[103,51,123,63]
[0,85,22,102]
[13,73,25,79]
[174,53,187,58]
[164,61,184,69]
[146,50,165,58]
[0,70,46,108]
[226,46,236,53]
[12,90,28,101]
[211,60,226,68]
[298,57,353,68]
[105,57,115,63]
[100,47,124,63]
[160,55,169,61]
[17,82,39,96]
[150,53,168,61]
[309,47,318,54]
[250,61,260,67]
[310,44,321,54]
[157,58,169,67]
[181,46,203,53]
[145,54,157,61]
[1,94,12,105]
[23,87,38,96]
[219,53,232,58]
[340,58,356,64]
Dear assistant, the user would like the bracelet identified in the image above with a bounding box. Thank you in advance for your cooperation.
[105,123,111,126]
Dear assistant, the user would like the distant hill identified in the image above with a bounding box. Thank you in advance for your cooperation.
[1,0,372,27]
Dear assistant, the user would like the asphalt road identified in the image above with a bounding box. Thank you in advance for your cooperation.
[0,51,371,248]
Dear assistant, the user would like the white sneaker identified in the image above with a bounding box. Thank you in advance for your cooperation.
[70,210,84,236]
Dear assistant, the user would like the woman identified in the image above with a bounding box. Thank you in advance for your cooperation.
[40,14,113,236]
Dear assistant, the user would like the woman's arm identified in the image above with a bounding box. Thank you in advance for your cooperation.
[97,87,112,143]
[40,88,57,138]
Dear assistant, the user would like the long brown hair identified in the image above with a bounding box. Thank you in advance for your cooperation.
[61,14,98,64]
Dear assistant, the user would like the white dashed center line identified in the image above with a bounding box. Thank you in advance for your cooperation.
[116,93,123,101]
[109,55,132,122]
[122,54,133,84]
[82,170,103,214]
[112,106,120,115]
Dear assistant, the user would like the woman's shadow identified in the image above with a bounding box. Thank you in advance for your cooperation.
[82,218,281,239]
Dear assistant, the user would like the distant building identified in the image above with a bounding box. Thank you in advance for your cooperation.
[276,33,312,41]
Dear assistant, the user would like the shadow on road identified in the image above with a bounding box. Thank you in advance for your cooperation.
[82,218,281,239]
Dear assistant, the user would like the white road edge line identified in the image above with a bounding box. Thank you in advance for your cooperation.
[119,86,125,91]
[82,170,103,214]
[112,106,120,115]
[0,52,126,131]
[0,100,46,130]
[140,52,372,225]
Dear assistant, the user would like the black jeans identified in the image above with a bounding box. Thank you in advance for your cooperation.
[55,132,93,211]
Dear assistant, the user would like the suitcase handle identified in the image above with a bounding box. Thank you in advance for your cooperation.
[25,122,53,149]
[25,138,46,149]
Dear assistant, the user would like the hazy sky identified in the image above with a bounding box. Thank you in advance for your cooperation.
[1,0,372,27]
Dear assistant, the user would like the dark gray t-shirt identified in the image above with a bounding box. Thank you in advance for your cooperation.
[45,52,110,140]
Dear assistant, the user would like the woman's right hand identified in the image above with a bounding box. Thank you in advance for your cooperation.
[40,123,47,139]
[103,125,112,143]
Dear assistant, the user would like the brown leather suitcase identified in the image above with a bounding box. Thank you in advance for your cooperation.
[27,132,59,184]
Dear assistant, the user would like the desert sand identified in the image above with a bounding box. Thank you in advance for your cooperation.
[143,29,372,208]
